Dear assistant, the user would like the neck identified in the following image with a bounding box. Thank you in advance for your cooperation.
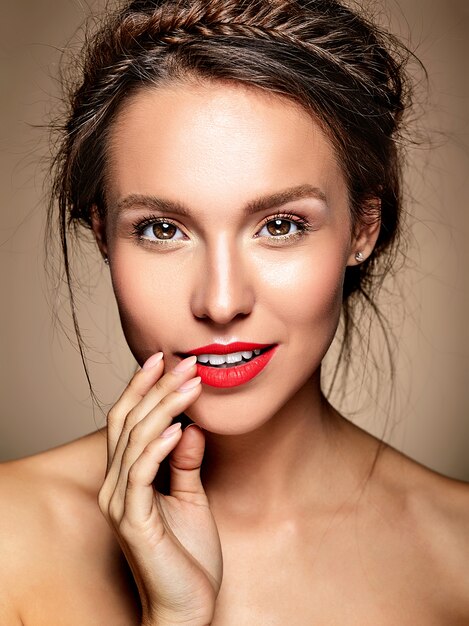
[200,374,354,525]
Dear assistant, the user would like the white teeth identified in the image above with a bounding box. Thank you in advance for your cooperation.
[195,349,262,365]
[226,352,244,364]
[208,354,226,365]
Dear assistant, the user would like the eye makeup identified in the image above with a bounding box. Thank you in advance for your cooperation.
[130,210,316,248]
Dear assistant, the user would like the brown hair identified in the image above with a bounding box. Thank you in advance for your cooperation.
[48,0,416,400]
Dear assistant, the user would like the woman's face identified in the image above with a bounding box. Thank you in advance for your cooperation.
[98,81,363,434]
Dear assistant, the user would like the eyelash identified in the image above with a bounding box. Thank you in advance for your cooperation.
[131,212,314,246]
[256,212,314,244]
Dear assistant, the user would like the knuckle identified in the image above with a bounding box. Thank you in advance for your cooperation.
[117,516,146,543]
[97,486,109,515]
[124,404,146,434]
[122,411,136,435]
[128,421,144,447]
[157,389,185,411]
[108,496,122,523]
[107,405,120,424]
[108,488,124,524]
[127,460,142,486]
[117,516,133,537]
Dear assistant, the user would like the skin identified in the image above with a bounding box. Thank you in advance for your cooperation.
[1,81,468,625]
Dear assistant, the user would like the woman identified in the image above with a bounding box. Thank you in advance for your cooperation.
[1,0,468,624]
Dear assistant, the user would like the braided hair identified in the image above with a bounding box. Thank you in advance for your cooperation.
[49,0,414,392]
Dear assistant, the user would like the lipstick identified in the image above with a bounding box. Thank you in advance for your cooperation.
[180,342,278,388]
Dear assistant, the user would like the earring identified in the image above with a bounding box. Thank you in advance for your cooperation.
[355,251,364,263]
[103,256,109,265]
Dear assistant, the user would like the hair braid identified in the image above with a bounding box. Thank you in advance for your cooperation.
[87,0,403,122]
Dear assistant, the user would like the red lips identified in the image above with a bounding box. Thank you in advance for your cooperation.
[179,342,278,388]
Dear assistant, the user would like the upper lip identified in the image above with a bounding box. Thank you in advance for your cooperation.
[180,342,275,356]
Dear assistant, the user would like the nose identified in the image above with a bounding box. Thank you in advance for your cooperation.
[190,234,255,325]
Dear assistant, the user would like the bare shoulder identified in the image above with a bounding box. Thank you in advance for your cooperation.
[374,441,469,611]
[0,428,108,551]
[0,430,107,526]
[0,431,108,623]
[378,442,469,534]
[408,459,469,574]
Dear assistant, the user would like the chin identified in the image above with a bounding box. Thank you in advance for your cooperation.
[181,386,292,436]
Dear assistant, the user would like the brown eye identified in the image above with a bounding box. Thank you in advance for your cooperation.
[261,217,298,237]
[152,222,177,239]
[137,219,185,242]
[256,215,309,243]
[265,219,294,236]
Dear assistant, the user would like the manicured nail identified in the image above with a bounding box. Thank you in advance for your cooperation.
[177,376,202,392]
[184,423,202,432]
[143,352,164,370]
[174,355,197,373]
[160,422,182,438]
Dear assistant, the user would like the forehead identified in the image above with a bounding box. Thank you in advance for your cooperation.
[105,81,346,214]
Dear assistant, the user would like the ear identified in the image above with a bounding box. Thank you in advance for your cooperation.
[90,205,108,260]
[347,197,381,266]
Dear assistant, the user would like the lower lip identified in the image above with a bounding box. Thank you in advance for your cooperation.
[196,346,278,388]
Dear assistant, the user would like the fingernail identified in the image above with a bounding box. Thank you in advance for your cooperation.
[160,422,182,438]
[177,376,202,392]
[184,423,202,432]
[174,355,197,373]
[143,352,164,370]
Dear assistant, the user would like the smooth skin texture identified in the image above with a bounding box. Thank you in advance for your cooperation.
[1,82,469,625]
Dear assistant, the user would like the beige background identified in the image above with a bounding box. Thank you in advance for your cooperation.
[1,1,468,479]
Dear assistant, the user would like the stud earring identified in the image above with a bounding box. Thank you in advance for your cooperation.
[355,251,364,263]
[103,257,109,265]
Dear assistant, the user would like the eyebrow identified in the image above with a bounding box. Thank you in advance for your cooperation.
[114,184,327,217]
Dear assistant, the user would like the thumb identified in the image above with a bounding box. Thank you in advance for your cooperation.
[168,424,207,504]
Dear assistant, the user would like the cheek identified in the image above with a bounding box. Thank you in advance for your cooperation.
[109,247,190,364]
[256,245,346,337]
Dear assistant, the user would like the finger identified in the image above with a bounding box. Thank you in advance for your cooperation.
[123,422,183,525]
[106,352,164,468]
[109,356,198,477]
[102,359,199,516]
[169,424,207,505]
[111,379,202,519]
[117,356,199,440]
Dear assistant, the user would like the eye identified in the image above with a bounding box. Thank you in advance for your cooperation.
[132,217,186,243]
[258,218,301,238]
[256,213,312,242]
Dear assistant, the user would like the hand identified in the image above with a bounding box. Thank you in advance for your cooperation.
[98,354,223,626]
